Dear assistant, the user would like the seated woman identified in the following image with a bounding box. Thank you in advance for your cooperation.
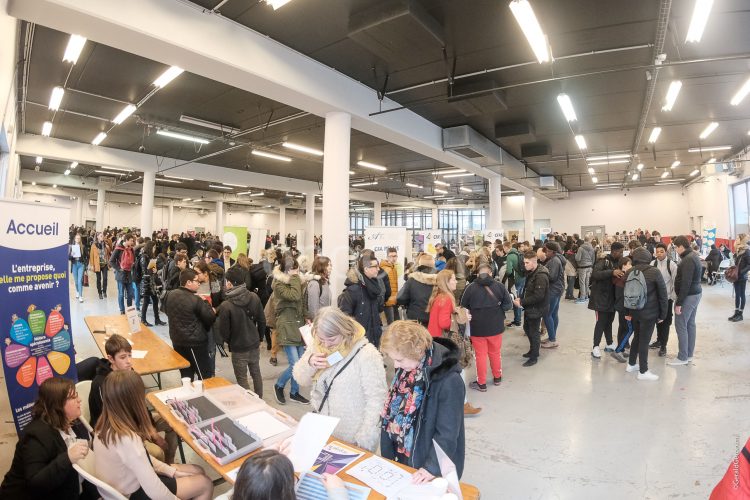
[0,377,96,500]
[380,320,465,484]
[230,449,346,500]
[293,307,387,452]
[93,370,213,500]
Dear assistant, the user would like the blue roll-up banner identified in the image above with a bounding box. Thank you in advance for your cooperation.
[0,200,76,435]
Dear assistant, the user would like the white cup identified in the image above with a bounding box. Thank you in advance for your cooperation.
[192,380,203,393]
[181,377,192,389]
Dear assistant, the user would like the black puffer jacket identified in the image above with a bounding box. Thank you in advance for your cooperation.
[674,248,702,306]
[247,263,270,304]
[520,265,549,319]
[460,274,513,336]
[734,248,750,281]
[339,268,384,347]
[626,248,669,321]
[380,338,465,479]
[216,284,266,352]
[162,287,216,346]
[396,267,437,324]
[588,254,618,312]
[544,253,566,297]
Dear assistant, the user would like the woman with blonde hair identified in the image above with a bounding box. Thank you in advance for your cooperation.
[380,321,465,484]
[94,370,213,500]
[729,234,750,322]
[293,307,386,451]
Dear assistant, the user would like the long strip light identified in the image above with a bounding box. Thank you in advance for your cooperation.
[671,160,681,169]
[48,87,64,111]
[648,127,662,143]
[63,35,86,64]
[179,115,238,134]
[35,156,42,164]
[661,171,670,179]
[587,160,630,166]
[632,173,639,181]
[587,167,595,174]
[444,173,475,178]
[209,184,234,190]
[730,76,750,106]
[459,186,473,193]
[685,0,714,43]
[223,183,246,187]
[252,150,292,162]
[405,183,423,189]
[434,180,450,186]
[574,135,587,150]
[424,195,447,199]
[356,161,387,171]
[508,0,551,64]
[282,142,323,156]
[699,122,718,139]
[153,66,184,88]
[182,198,192,202]
[156,178,182,184]
[591,176,598,183]
[41,121,52,136]
[435,169,466,175]
[556,94,577,122]
[92,132,107,145]
[434,188,449,194]
[586,153,631,161]
[101,166,134,172]
[237,191,265,196]
[352,181,378,187]
[157,129,210,145]
[688,145,731,152]
[637,163,644,171]
[690,169,700,177]
[163,175,194,181]
[662,80,683,111]
[265,0,293,9]
[70,162,78,169]
[94,170,125,175]
[64,169,70,176]
[112,104,137,124]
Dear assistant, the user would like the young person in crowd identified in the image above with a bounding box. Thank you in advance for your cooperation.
[668,236,703,366]
[110,233,136,314]
[541,241,565,348]
[193,260,221,377]
[380,321,465,484]
[222,246,235,269]
[729,235,750,322]
[588,242,624,358]
[705,244,723,285]
[649,243,678,355]
[564,245,578,300]
[380,248,400,324]
[293,307,387,451]
[306,255,332,319]
[217,266,266,396]
[514,250,549,367]
[138,241,166,327]
[69,233,87,303]
[94,370,213,500]
[396,253,437,326]
[575,235,597,303]
[0,378,96,500]
[89,232,110,299]
[508,242,528,328]
[613,256,632,355]
[339,252,386,348]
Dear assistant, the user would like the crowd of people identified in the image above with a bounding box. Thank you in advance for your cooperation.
[2,223,748,499]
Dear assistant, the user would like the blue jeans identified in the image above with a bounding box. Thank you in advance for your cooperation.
[543,294,561,342]
[117,280,134,314]
[513,278,526,324]
[71,261,84,297]
[276,345,304,394]
[132,281,141,309]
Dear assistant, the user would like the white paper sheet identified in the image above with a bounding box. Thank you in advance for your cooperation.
[131,350,148,359]
[153,386,195,404]
[226,466,240,483]
[299,323,313,347]
[236,410,291,441]
[434,440,462,500]
[288,413,339,472]
[347,455,413,498]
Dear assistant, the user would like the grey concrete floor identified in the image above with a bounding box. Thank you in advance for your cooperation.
[0,277,747,499]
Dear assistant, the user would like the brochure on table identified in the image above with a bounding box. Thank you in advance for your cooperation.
[125,305,140,333]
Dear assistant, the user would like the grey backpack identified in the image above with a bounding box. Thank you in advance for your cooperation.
[623,269,648,310]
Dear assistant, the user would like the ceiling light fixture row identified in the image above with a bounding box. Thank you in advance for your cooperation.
[509,0,551,64]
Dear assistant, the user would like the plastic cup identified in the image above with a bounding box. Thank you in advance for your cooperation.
[192,380,203,393]
[181,377,192,389]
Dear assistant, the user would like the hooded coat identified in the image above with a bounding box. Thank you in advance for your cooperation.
[271,267,307,347]
[162,287,216,347]
[396,267,437,324]
[339,268,384,347]
[380,338,465,479]
[588,254,619,313]
[216,284,266,352]
[626,247,669,321]
[520,265,550,319]
[460,274,513,336]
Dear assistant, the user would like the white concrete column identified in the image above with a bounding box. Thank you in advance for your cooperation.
[305,194,315,256]
[524,193,534,242]
[140,170,155,237]
[278,206,286,245]
[322,112,351,301]
[487,175,503,229]
[96,187,106,231]
[373,201,382,226]
[71,196,80,226]
[215,200,224,236]
[167,200,174,234]
[431,207,439,229]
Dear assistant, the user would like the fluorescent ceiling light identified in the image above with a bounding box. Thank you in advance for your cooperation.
[48,86,64,111]
[685,0,714,43]
[92,132,107,145]
[153,66,184,88]
[632,173,639,181]
[101,166,134,173]
[730,76,750,106]
[574,135,587,150]
[595,183,622,187]
[31,181,36,186]
[63,35,86,64]
[41,121,52,136]
[556,94,577,122]
[163,175,193,181]
[357,161,387,171]
[648,127,662,143]
[690,169,700,176]
[591,176,598,183]
[52,184,57,188]
[459,187,473,193]
[209,184,234,190]
[266,0,293,9]
[699,122,718,139]
[282,142,323,156]
[70,162,78,169]
[112,104,136,124]
[434,180,450,186]
[661,171,670,179]
[587,160,630,166]
[596,186,621,190]
[182,198,192,201]
[657,178,686,183]
[444,173,474,178]
[222,183,246,187]
[349,170,355,175]
[508,0,550,64]
[179,115,238,134]
[444,198,464,202]
[587,167,595,174]
[352,181,378,187]
[707,158,716,163]
[353,207,373,211]
[662,80,683,111]
[35,156,42,164]
[94,170,124,175]
[156,178,182,184]
[688,145,731,152]
[64,169,70,176]
[434,188,448,194]
[424,195,447,199]
[157,129,210,145]
[405,183,423,189]
[586,153,631,161]
[236,192,265,197]
[436,169,466,175]
[671,160,680,169]
[252,150,292,162]
[637,163,644,171]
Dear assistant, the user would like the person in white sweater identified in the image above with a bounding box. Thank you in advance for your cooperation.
[293,307,387,452]
[93,370,213,500]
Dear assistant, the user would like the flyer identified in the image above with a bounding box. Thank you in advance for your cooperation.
[311,440,365,475]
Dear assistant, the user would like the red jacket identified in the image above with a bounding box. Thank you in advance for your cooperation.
[427,294,454,338]
[710,437,750,499]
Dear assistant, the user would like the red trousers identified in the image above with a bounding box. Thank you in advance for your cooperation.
[470,334,503,384]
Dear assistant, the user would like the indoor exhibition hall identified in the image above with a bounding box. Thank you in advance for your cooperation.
[1,0,750,499]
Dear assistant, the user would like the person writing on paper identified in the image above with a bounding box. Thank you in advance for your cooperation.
[379,321,465,484]
[93,370,213,500]
[293,307,387,452]
[0,377,97,499]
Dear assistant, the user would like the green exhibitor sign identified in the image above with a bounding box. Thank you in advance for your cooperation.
[223,226,248,259]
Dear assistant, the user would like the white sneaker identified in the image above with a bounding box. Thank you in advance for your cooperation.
[687,357,694,363]
[667,358,689,366]
[75,294,79,299]
[78,297,83,303]
[604,342,616,352]
[638,371,659,381]
[591,346,601,358]
[626,364,640,373]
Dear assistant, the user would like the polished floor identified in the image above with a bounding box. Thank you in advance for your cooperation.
[0,276,746,498]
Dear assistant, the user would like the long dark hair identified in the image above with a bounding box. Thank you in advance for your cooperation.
[31,377,77,431]
[232,449,296,500]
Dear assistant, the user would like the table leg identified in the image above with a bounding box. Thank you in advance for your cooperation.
[178,439,186,463]
[156,372,162,389]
